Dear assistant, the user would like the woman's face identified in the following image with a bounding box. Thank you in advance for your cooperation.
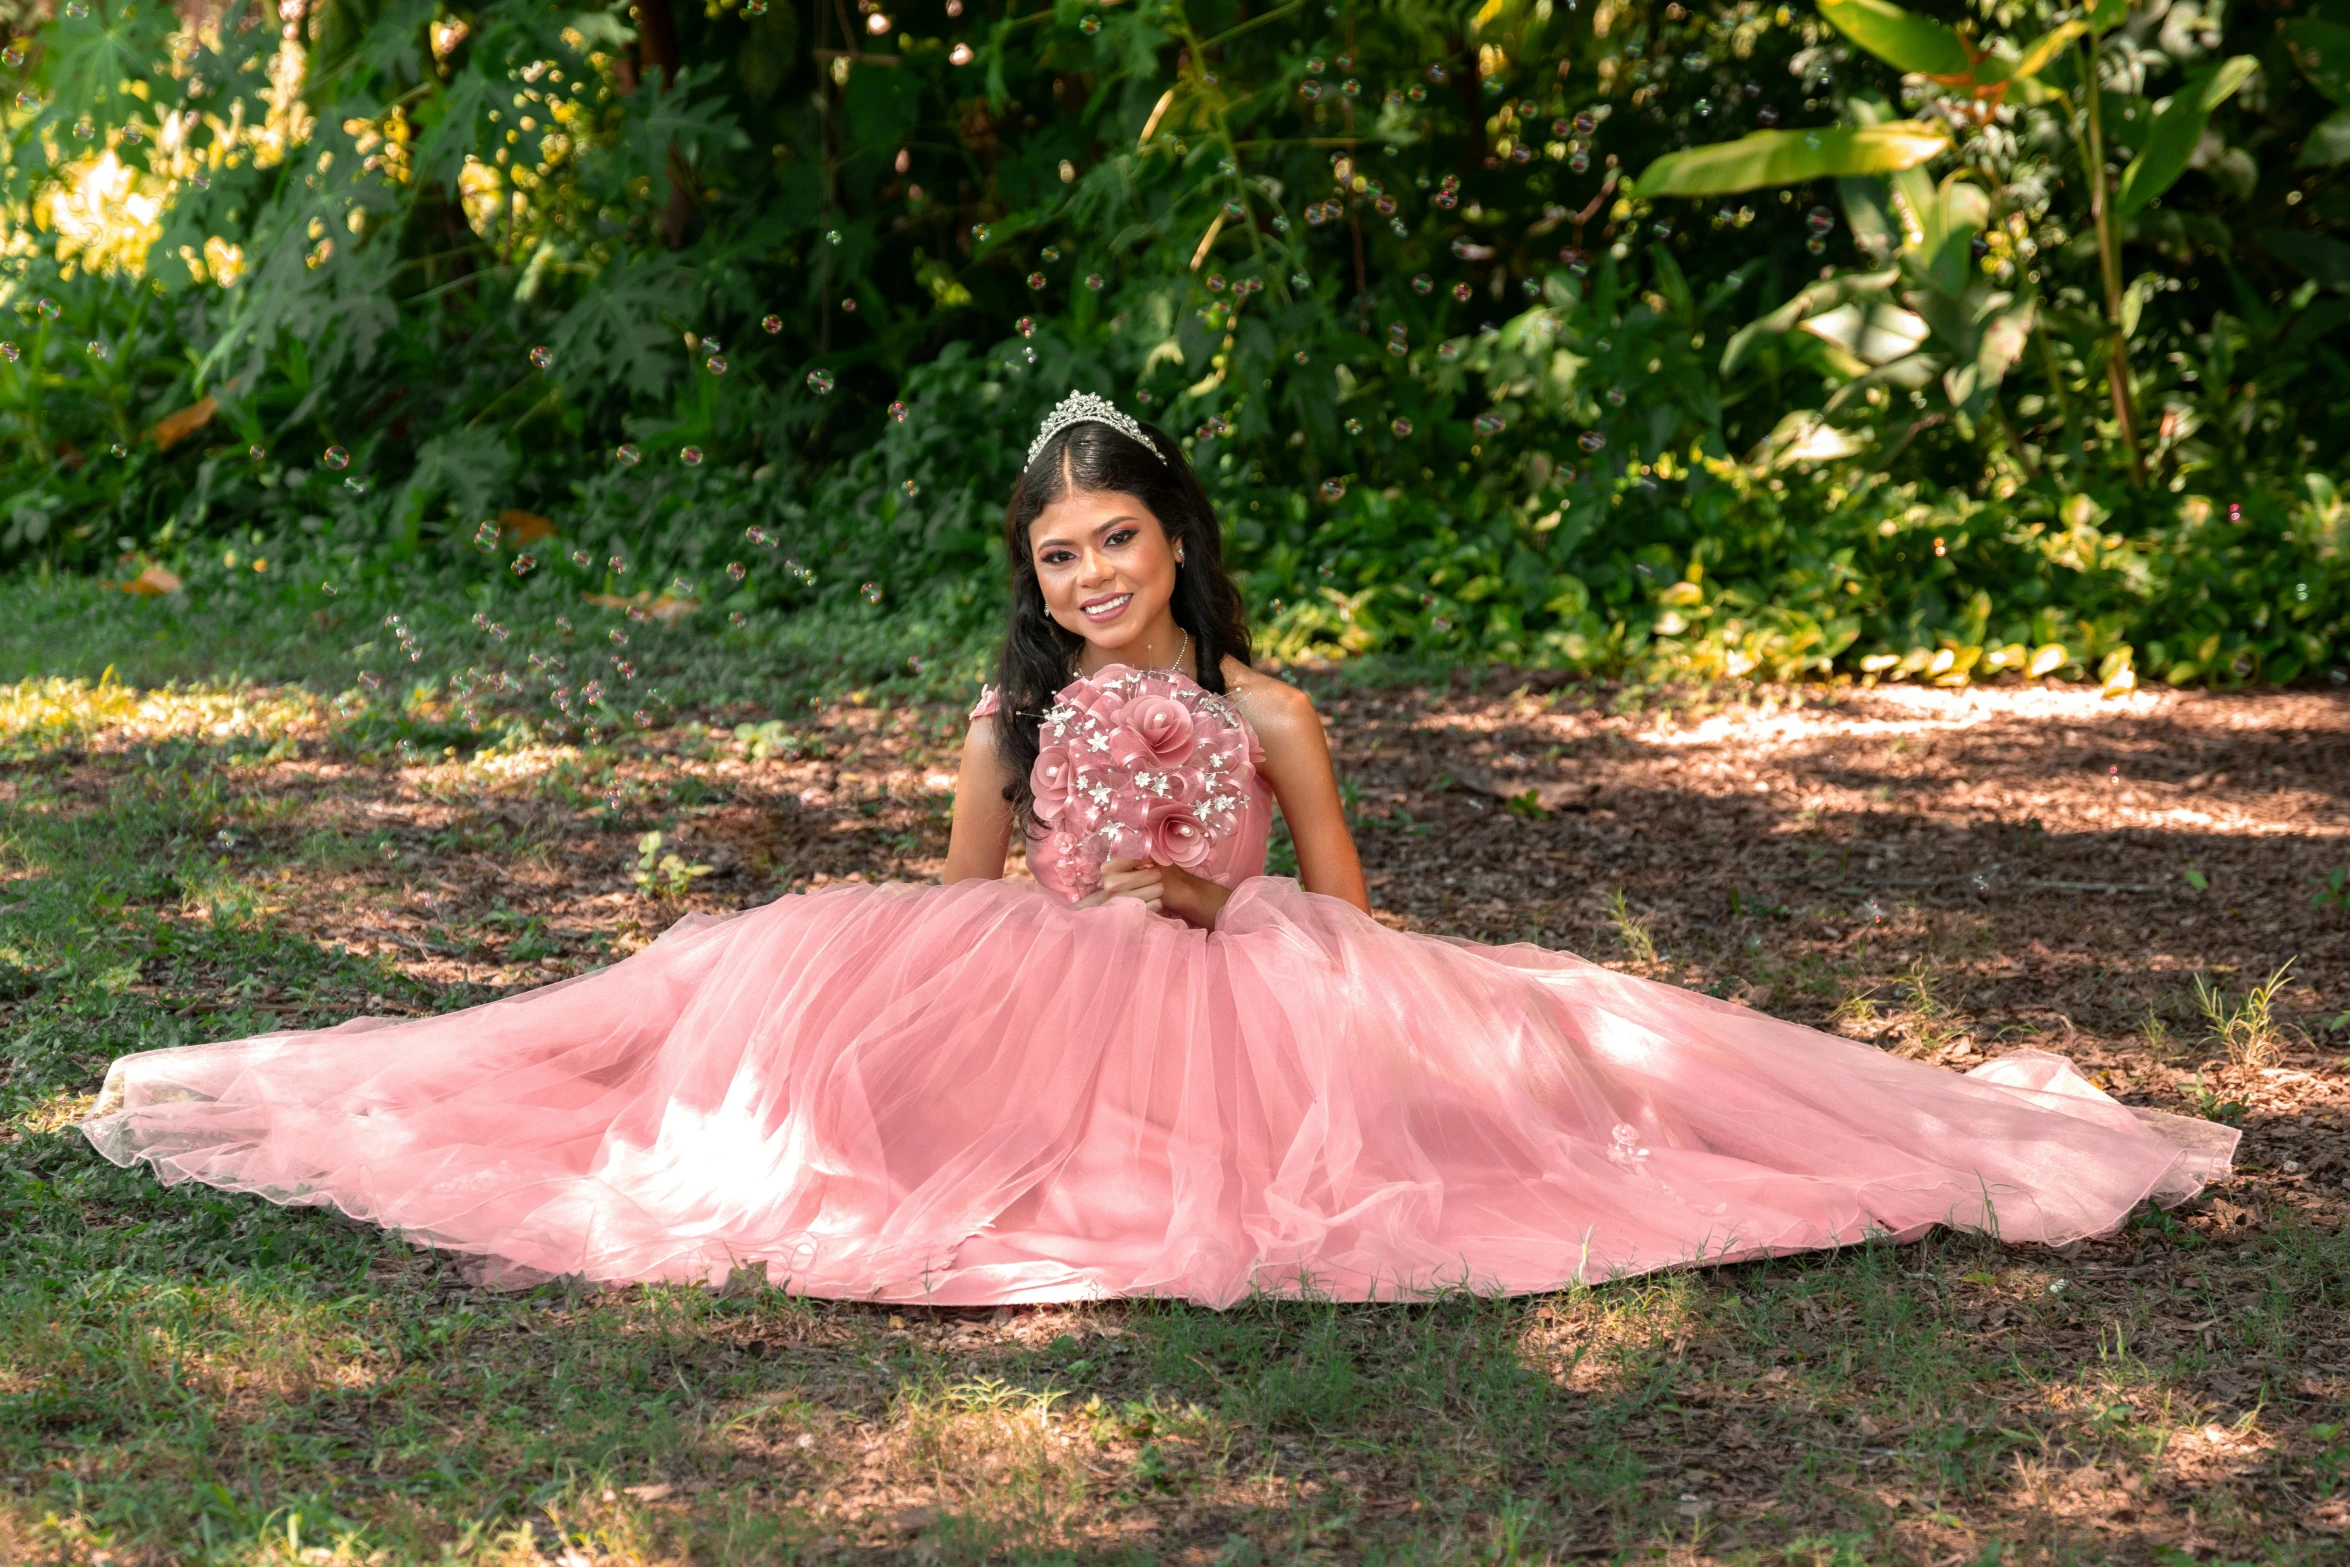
[1027,487,1184,660]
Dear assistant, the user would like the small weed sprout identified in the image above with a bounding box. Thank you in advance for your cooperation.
[1605,888,1658,964]
[2194,959,2295,1069]
[633,831,713,899]
[2312,867,2349,912]
[1830,988,1881,1035]
[2139,1003,2176,1059]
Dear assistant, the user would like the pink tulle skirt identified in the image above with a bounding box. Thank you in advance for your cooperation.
[81,877,2236,1305]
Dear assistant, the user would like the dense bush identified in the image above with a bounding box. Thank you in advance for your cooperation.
[0,0,2345,705]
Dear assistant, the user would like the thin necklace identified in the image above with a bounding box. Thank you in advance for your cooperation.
[1075,627,1189,678]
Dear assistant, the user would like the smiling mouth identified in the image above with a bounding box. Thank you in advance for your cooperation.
[1079,592,1133,622]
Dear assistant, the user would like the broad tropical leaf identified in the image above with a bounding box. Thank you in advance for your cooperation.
[2116,58,2261,217]
[1817,0,1973,80]
[1630,124,1949,198]
[2303,108,2350,169]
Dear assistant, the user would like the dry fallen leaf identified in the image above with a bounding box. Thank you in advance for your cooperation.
[582,591,698,624]
[499,507,558,544]
[121,565,184,596]
[621,1481,675,1501]
[148,395,218,450]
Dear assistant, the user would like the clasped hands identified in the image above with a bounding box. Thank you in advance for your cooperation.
[1073,856,1230,930]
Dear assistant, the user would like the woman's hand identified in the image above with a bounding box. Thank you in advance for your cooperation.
[1074,857,1232,930]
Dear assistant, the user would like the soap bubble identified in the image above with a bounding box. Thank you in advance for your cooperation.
[902,479,919,497]
[972,223,991,242]
[0,343,15,363]
[1016,316,1035,337]
[888,400,908,422]
[1027,271,1047,290]
[1426,62,1448,84]
[249,443,266,460]
[763,314,783,333]
[1412,274,1433,294]
[1085,273,1105,290]
[680,445,704,465]
[807,368,835,394]
[1573,110,1596,135]
[1042,245,1062,262]
[35,297,60,320]
[1299,80,1323,101]
[1320,478,1346,499]
[862,581,883,603]
[1080,13,1099,33]
[1452,282,1472,302]
[746,0,767,13]
[571,549,593,567]
[727,561,747,581]
[1206,274,1227,292]
[1345,418,1363,435]
[87,339,109,360]
[705,354,728,375]
[1474,412,1506,435]
[616,443,641,465]
[1391,417,1413,437]
[1578,430,1605,452]
[530,345,554,369]
[1341,78,1361,97]
[473,520,500,552]
[1806,205,1835,236]
[322,445,350,469]
[512,554,537,576]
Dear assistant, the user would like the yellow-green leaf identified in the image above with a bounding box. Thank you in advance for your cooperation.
[1818,0,1973,79]
[1630,123,1950,199]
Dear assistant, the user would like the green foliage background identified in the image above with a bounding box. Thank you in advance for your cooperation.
[1,0,2347,710]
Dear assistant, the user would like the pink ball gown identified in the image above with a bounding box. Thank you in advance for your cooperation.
[82,670,2235,1306]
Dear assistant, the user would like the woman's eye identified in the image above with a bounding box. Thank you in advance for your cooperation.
[1040,551,1073,566]
[1106,529,1137,548]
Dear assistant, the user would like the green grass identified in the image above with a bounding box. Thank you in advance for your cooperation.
[3,648,2347,1563]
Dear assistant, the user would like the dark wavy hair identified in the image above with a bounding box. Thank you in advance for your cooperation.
[992,413,1252,827]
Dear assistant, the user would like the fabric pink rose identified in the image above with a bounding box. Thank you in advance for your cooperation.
[1145,802,1212,869]
[1106,725,1157,771]
[1030,745,1076,822]
[1120,694,1197,766]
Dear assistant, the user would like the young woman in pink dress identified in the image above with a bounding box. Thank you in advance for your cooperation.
[80,393,2237,1305]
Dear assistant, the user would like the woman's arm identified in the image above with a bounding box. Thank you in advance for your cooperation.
[1231,673,1371,914]
[942,716,1015,883]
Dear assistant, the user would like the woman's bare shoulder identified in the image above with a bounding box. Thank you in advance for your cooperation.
[1217,659,1321,738]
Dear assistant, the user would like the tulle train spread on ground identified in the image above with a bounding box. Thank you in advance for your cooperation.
[82,670,2236,1305]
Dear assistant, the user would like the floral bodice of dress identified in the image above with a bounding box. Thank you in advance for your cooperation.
[969,671,1273,903]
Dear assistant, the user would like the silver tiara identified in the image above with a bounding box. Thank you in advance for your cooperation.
[1025,391,1166,468]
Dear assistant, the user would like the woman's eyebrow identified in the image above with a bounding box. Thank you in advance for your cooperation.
[1033,514,1146,552]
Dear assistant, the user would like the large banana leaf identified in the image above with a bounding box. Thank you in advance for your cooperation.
[1816,0,1972,80]
[2115,58,2261,217]
[1630,123,1949,198]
